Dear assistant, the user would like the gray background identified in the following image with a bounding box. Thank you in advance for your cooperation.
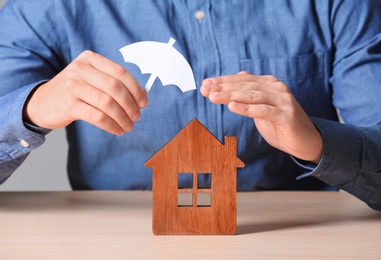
[0,0,71,191]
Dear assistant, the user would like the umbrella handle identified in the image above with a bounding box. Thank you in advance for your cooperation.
[144,74,157,93]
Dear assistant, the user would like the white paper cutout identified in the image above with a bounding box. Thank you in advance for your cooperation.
[120,38,196,93]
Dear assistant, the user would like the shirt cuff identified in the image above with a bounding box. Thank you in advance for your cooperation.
[293,117,361,186]
[0,82,49,161]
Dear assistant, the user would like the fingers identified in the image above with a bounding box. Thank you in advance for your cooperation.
[227,101,284,123]
[205,73,280,90]
[201,72,279,94]
[212,72,279,85]
[200,72,323,163]
[201,73,287,104]
[65,51,149,134]
[208,84,284,106]
[67,80,135,133]
[79,51,148,109]
[25,50,149,135]
[200,72,295,123]
[73,102,127,136]
[76,61,141,120]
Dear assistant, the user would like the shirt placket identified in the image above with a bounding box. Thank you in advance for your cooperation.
[187,0,224,142]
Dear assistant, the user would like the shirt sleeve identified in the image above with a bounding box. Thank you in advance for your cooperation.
[295,118,381,211]
[0,83,50,183]
[0,0,66,182]
[295,0,381,211]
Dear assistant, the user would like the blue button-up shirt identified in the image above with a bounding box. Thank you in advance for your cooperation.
[0,0,381,210]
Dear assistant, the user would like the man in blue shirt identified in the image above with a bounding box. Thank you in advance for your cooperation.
[0,1,380,210]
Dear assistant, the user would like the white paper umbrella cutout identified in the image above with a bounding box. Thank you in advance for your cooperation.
[119,38,196,93]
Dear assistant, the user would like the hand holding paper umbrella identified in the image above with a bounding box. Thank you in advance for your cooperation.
[119,38,196,93]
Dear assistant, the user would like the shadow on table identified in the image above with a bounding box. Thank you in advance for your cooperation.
[236,214,381,235]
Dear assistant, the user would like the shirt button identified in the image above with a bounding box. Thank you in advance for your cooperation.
[19,139,29,148]
[195,10,205,21]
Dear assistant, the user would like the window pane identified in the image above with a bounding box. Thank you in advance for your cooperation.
[197,192,211,207]
[178,173,193,189]
[178,192,193,207]
[197,173,211,189]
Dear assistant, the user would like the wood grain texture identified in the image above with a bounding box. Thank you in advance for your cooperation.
[145,118,245,235]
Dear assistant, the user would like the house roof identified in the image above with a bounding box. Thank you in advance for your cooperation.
[145,118,245,171]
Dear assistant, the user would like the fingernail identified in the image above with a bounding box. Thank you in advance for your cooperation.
[138,98,148,108]
[201,84,212,92]
[202,78,213,85]
[123,122,134,132]
[132,111,141,121]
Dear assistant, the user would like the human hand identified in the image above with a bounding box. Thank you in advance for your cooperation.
[200,71,322,164]
[23,50,148,136]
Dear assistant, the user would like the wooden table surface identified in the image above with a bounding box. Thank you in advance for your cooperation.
[0,191,380,259]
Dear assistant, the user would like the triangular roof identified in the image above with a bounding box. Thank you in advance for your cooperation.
[145,118,244,170]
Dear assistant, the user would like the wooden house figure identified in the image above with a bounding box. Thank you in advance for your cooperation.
[145,118,245,235]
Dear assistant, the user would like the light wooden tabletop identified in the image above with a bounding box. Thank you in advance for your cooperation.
[0,191,379,259]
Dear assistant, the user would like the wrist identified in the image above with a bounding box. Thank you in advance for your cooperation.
[22,84,43,128]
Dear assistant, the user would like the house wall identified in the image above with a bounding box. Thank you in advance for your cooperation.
[149,120,240,234]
